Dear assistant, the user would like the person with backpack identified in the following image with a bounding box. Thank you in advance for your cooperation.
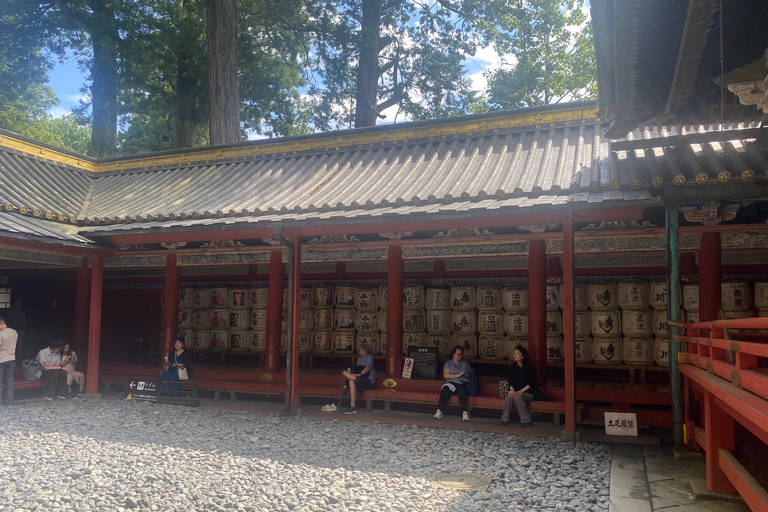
[501,345,538,428]
[434,345,472,422]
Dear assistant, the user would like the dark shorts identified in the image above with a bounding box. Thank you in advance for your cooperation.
[354,377,374,392]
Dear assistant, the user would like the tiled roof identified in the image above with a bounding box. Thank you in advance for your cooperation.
[0,211,93,244]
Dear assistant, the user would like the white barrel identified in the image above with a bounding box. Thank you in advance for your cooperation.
[478,310,505,334]
[281,312,288,333]
[355,287,378,310]
[574,311,592,337]
[721,282,752,311]
[654,339,669,366]
[588,283,619,310]
[250,288,269,309]
[334,307,356,330]
[312,330,333,353]
[356,311,379,332]
[192,289,211,309]
[623,337,654,365]
[592,338,622,364]
[546,337,564,363]
[250,309,268,330]
[505,311,529,336]
[402,332,427,356]
[311,285,334,308]
[755,282,768,309]
[210,288,228,309]
[228,310,249,331]
[297,331,312,353]
[210,309,230,329]
[333,331,355,353]
[622,309,653,336]
[652,309,684,338]
[425,288,450,310]
[591,309,622,337]
[249,331,266,352]
[450,333,477,359]
[210,330,228,350]
[177,309,193,329]
[178,329,194,346]
[380,310,388,332]
[479,334,504,359]
[335,285,356,307]
[298,288,312,308]
[686,311,700,324]
[191,330,210,350]
[618,281,649,309]
[426,334,451,358]
[402,285,425,308]
[191,310,211,330]
[649,281,668,309]
[228,289,249,309]
[425,310,451,333]
[178,288,194,309]
[450,286,476,310]
[356,333,379,355]
[298,309,312,331]
[559,284,589,311]
[379,285,388,309]
[229,332,247,351]
[403,309,426,332]
[477,286,502,310]
[451,311,476,334]
[504,337,528,359]
[575,338,592,363]
[546,284,559,311]
[502,285,528,311]
[546,311,562,336]
[379,332,387,355]
[313,308,333,330]
[682,284,699,311]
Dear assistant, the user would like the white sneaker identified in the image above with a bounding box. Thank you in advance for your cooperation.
[433,409,443,419]
[462,411,470,422]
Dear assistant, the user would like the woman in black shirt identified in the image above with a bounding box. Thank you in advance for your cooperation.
[502,345,537,428]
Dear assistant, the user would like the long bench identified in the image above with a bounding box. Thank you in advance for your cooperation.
[12,366,45,390]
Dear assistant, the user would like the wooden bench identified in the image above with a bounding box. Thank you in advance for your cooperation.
[12,366,45,390]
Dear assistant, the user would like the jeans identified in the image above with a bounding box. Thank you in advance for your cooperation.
[41,369,68,398]
[0,360,14,406]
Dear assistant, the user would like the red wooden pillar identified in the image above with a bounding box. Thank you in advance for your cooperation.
[386,245,404,378]
[289,236,302,410]
[161,253,179,357]
[699,232,721,323]
[704,391,736,492]
[528,239,547,382]
[72,257,91,359]
[84,255,104,395]
[562,211,577,439]
[265,250,284,373]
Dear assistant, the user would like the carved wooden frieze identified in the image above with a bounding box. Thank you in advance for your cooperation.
[404,261,434,272]
[576,255,666,267]
[301,248,388,262]
[105,255,167,267]
[301,262,337,273]
[403,242,528,259]
[346,261,388,273]
[721,252,768,265]
[0,248,81,267]
[445,258,527,270]
[177,252,270,265]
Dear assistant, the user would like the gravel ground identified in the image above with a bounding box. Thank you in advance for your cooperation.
[0,399,611,512]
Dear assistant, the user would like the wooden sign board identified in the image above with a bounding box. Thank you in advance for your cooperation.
[407,346,440,379]
[605,412,638,436]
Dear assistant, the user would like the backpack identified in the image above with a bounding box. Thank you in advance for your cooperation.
[465,366,479,396]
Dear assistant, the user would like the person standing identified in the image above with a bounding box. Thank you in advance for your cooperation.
[0,316,18,407]
[37,339,69,400]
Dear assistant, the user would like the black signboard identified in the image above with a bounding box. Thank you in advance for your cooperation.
[124,378,159,402]
[407,346,440,379]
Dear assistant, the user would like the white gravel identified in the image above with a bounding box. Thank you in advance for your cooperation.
[0,399,611,511]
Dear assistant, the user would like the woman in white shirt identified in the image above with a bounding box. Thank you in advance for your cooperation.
[61,343,85,398]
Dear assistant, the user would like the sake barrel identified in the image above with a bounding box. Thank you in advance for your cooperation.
[334,307,356,330]
[191,330,210,350]
[191,289,210,309]
[427,334,451,358]
[403,309,426,332]
[298,331,312,353]
[450,333,477,359]
[476,286,502,310]
[652,309,684,338]
[178,288,194,309]
[380,309,388,332]
[682,284,699,311]
[312,330,333,353]
[298,288,312,308]
[313,308,333,330]
[425,310,451,333]
[618,280,650,309]
[622,337,654,365]
[721,282,752,311]
[592,338,622,364]
[403,285,425,308]
[177,309,193,329]
[402,332,427,356]
[649,281,668,310]
[588,282,619,310]
[356,333,379,355]
[379,285,388,309]
[280,333,288,354]
[210,330,228,350]
[546,337,564,363]
[210,309,230,329]
[177,329,194,346]
[335,285,356,307]
[622,309,653,336]
[451,310,476,334]
[686,311,700,324]
[379,333,387,355]
[355,287,378,310]
[591,309,622,337]
[356,311,379,332]
[504,311,529,336]
[450,286,476,310]
[575,338,592,363]
[333,331,355,353]
[478,310,505,334]
[755,282,768,309]
[502,285,528,311]
[311,285,334,307]
[228,289,249,309]
[249,331,266,352]
[479,334,504,359]
[250,309,268,330]
[229,310,249,331]
[281,312,289,333]
[559,284,589,311]
[191,310,211,330]
[654,339,669,366]
[229,332,247,351]
[298,309,312,331]
[545,284,559,311]
[574,310,592,337]
[425,288,451,310]
[546,311,562,336]
[210,288,228,308]
[504,337,528,359]
[249,288,269,309]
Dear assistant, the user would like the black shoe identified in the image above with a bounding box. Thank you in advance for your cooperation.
[520,421,533,428]
[501,421,509,426]
[343,407,357,415]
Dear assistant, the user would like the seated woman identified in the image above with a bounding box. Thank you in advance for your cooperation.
[61,343,85,398]
[159,338,192,389]
[434,345,472,422]
[501,345,538,428]
[340,343,375,415]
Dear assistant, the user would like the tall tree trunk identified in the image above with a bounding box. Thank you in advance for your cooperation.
[207,0,240,145]
[88,0,119,158]
[174,57,200,148]
[354,0,383,128]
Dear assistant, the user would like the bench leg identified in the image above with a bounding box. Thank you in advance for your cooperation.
[214,390,221,401]
[366,399,373,411]
[553,412,561,425]
[384,400,391,413]
[230,391,237,402]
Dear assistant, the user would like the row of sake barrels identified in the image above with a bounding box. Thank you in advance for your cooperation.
[682,282,768,312]
[546,337,669,366]
[420,310,566,336]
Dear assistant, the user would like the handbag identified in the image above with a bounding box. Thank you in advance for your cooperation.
[177,367,189,380]
[498,380,509,398]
